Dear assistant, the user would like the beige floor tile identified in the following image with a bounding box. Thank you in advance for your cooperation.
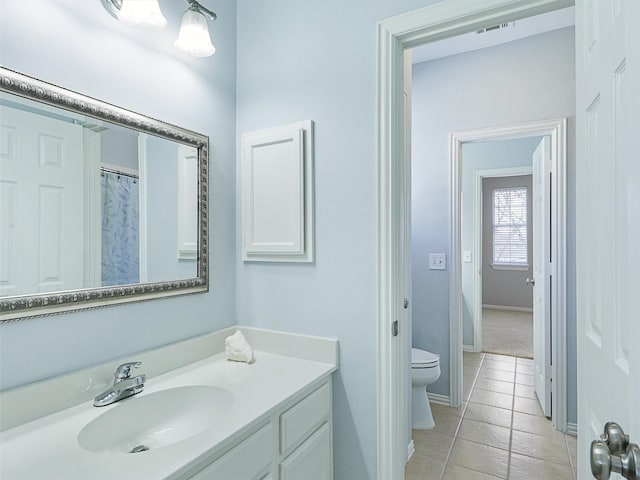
[463,382,474,402]
[484,353,516,364]
[482,360,516,373]
[464,356,484,368]
[511,429,571,465]
[405,454,445,480]
[512,411,565,440]
[466,352,482,361]
[479,368,515,383]
[565,434,578,475]
[431,409,463,437]
[458,418,511,451]
[462,359,483,373]
[412,430,455,460]
[513,396,543,416]
[475,377,515,395]
[514,383,536,399]
[509,452,573,479]
[463,365,481,379]
[464,403,512,429]
[431,401,466,418]
[464,372,479,389]
[449,438,509,478]
[442,464,502,479]
[469,389,513,410]
[516,357,534,366]
[515,363,534,375]
[515,373,534,386]
[405,349,571,480]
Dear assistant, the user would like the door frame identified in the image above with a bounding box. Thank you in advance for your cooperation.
[376,0,573,478]
[450,119,567,427]
[470,165,534,354]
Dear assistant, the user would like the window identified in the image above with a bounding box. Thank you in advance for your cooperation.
[492,186,528,266]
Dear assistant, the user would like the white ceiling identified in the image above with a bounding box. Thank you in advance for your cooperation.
[411,7,575,65]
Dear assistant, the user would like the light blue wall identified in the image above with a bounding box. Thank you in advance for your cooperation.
[460,137,541,346]
[235,1,439,478]
[411,27,577,423]
[0,0,237,390]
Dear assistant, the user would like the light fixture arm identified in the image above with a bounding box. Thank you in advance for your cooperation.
[101,0,216,22]
[185,0,217,21]
[101,0,122,19]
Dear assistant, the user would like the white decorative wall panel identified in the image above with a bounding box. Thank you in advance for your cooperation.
[241,120,314,262]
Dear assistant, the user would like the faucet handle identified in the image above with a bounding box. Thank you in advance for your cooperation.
[114,361,142,380]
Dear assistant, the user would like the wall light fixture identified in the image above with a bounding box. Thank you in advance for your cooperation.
[101,0,218,57]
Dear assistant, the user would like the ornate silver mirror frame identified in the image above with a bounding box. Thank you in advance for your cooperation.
[0,67,209,322]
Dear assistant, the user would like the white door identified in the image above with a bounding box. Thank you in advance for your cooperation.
[0,103,84,296]
[402,49,413,458]
[576,0,640,478]
[531,137,551,418]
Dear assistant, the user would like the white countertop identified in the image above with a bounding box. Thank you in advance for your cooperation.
[0,329,337,480]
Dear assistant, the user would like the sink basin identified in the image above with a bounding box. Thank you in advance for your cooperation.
[78,385,234,454]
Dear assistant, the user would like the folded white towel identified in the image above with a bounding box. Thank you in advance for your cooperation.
[224,330,254,363]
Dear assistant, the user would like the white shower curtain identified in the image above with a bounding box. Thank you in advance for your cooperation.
[101,172,140,286]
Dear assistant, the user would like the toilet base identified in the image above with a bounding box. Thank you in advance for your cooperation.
[411,386,435,430]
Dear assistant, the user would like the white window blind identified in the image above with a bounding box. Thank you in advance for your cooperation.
[492,186,528,265]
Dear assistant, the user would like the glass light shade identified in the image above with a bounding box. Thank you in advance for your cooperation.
[118,0,167,30]
[174,9,216,57]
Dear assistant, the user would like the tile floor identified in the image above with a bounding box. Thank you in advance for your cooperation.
[405,352,578,480]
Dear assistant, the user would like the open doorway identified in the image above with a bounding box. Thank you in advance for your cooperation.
[460,137,538,360]
[448,121,566,426]
[478,171,534,359]
[376,2,575,478]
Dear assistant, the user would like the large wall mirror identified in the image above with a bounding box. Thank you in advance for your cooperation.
[0,67,209,321]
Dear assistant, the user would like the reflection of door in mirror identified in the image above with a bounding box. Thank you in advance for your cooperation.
[0,102,84,296]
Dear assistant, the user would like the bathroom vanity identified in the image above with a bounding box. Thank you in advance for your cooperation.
[0,327,338,479]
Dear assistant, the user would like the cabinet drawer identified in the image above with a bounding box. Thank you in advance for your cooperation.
[280,382,330,455]
[280,422,331,480]
[188,423,274,479]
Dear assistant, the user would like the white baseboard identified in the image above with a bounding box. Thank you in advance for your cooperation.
[407,440,415,463]
[427,392,450,406]
[462,344,475,352]
[566,422,578,436]
[483,304,533,313]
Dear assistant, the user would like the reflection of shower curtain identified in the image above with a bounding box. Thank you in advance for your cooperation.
[101,172,140,286]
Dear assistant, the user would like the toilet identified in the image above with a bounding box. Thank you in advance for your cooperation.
[411,348,441,429]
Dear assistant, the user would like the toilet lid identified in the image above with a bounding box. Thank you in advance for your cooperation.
[411,348,439,367]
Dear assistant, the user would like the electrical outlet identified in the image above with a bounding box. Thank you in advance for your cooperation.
[429,253,446,270]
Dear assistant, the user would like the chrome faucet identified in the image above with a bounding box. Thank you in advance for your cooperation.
[93,361,146,407]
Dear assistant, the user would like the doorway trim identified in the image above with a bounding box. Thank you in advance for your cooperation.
[450,119,567,428]
[470,165,533,353]
[376,1,573,478]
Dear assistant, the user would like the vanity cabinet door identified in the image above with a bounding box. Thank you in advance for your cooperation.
[279,423,331,480]
[188,423,273,480]
[280,382,331,456]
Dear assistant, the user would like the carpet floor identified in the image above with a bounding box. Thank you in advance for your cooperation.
[482,308,533,358]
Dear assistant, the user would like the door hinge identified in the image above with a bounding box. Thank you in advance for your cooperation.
[392,320,399,336]
[404,298,409,309]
